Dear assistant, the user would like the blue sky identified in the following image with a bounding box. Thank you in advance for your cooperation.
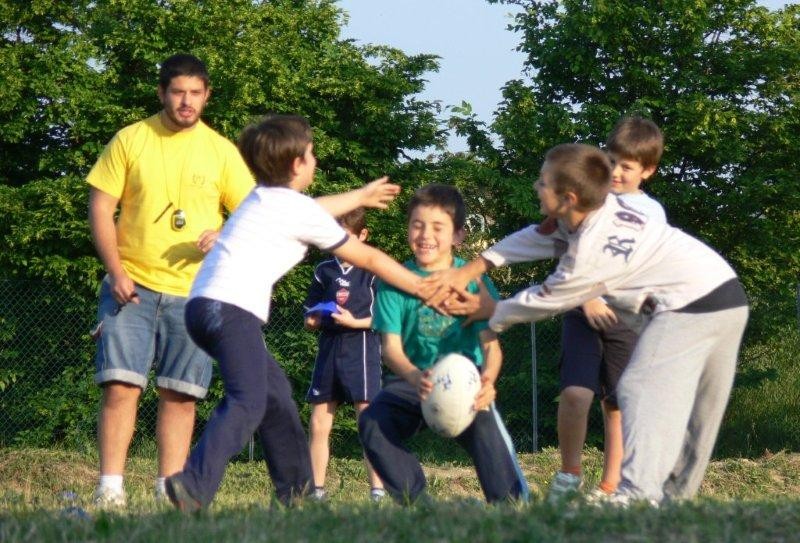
[337,0,792,152]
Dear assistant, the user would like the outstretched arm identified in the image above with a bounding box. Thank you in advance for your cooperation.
[332,237,421,298]
[315,176,400,216]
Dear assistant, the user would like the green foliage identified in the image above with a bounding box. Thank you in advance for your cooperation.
[0,0,445,448]
[2,448,800,542]
[717,325,800,457]
[476,0,800,337]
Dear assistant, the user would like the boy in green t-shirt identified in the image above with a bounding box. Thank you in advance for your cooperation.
[358,184,529,504]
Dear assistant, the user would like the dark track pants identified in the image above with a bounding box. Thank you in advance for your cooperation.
[173,297,312,506]
[358,378,529,504]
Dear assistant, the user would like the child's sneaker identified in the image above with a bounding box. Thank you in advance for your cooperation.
[310,487,328,502]
[92,486,127,509]
[546,472,582,505]
[369,488,387,503]
[585,489,659,509]
[165,476,201,513]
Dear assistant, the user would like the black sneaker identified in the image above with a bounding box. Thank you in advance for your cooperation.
[165,476,202,513]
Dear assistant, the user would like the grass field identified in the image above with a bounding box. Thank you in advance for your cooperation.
[1,446,799,542]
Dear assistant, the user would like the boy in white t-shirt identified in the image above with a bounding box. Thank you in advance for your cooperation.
[164,115,426,511]
[427,143,748,505]
[548,117,667,503]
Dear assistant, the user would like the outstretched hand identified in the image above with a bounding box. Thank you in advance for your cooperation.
[360,176,401,209]
[420,267,469,309]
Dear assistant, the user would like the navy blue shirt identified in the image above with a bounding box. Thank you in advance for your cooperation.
[304,258,376,334]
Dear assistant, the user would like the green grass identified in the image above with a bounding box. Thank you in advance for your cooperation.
[1,447,799,542]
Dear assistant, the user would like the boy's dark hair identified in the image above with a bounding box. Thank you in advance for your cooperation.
[158,54,210,89]
[544,144,611,211]
[238,115,313,187]
[338,207,367,234]
[606,116,663,169]
[407,184,466,231]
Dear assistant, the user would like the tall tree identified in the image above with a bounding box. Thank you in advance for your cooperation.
[461,0,800,334]
[0,0,443,287]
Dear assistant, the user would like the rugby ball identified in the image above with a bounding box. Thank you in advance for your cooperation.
[421,353,481,438]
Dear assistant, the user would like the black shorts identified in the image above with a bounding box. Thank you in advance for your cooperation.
[559,308,638,406]
[306,330,381,404]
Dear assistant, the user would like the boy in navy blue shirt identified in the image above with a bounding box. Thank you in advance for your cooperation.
[304,208,385,502]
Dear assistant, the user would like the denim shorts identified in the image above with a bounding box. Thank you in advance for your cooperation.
[93,276,212,399]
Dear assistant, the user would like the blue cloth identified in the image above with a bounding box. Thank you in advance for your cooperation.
[93,275,212,398]
[175,297,312,506]
[359,378,529,503]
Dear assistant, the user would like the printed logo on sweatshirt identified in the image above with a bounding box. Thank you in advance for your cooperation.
[603,235,636,261]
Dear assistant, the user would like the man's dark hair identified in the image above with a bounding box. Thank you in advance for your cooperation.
[158,54,210,89]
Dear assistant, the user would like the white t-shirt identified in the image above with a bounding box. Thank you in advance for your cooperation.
[482,193,736,332]
[190,187,348,323]
[618,191,667,224]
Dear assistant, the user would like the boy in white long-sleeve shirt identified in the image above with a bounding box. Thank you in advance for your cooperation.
[427,143,748,505]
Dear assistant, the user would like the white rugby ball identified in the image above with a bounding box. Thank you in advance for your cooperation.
[421,353,481,438]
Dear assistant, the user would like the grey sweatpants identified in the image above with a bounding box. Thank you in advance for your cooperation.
[615,306,749,503]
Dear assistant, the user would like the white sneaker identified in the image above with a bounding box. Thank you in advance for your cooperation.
[92,486,127,509]
[370,488,387,503]
[310,487,327,502]
[546,472,582,505]
[586,489,659,509]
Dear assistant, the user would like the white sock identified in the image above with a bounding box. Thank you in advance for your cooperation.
[98,474,124,493]
[155,477,167,496]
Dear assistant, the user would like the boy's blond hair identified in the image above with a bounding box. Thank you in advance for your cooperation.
[544,144,612,211]
[606,116,663,169]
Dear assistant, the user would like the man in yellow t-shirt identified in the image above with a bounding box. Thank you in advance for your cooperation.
[87,54,254,508]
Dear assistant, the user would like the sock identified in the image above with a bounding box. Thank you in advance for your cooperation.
[98,474,124,493]
[155,477,167,496]
[598,481,616,494]
[561,466,582,477]
[370,488,386,497]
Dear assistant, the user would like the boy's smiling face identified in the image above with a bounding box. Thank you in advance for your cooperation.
[608,152,655,194]
[407,204,464,272]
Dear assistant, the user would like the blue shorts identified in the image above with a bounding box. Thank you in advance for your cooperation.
[92,276,212,399]
[306,331,381,404]
[559,308,638,406]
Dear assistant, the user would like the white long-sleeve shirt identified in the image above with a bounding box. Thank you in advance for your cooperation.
[482,193,737,333]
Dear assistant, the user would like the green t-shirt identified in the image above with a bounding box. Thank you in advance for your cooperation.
[373,257,500,370]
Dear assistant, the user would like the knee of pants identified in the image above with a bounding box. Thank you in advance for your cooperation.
[226,391,268,426]
[357,406,377,439]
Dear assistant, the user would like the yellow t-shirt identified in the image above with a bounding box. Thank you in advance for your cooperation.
[87,114,255,296]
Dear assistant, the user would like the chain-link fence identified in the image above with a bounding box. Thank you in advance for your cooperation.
[0,279,603,455]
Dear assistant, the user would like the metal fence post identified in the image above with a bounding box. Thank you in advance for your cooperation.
[530,321,538,452]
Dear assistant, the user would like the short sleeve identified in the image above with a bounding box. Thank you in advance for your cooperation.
[219,142,255,212]
[373,280,406,335]
[86,133,127,198]
[304,265,327,310]
[296,198,349,251]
